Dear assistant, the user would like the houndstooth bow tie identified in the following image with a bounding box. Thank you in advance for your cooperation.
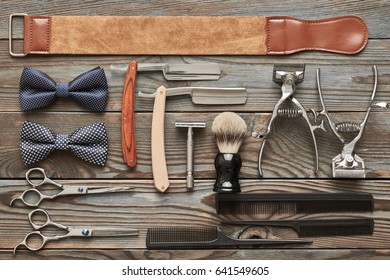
[19,67,108,111]
[20,121,108,166]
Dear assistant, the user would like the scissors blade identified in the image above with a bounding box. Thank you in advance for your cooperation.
[91,228,139,237]
[68,228,139,237]
[84,186,134,194]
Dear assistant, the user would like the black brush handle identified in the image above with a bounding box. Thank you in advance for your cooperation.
[214,153,241,193]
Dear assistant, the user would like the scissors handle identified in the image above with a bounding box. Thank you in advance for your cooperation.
[10,188,59,207]
[26,167,62,188]
[13,231,50,254]
[13,209,69,254]
[28,209,68,230]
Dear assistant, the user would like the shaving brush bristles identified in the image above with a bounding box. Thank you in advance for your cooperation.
[212,112,247,193]
[211,112,247,153]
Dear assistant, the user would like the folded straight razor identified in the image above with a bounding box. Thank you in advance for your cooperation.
[111,63,221,80]
[119,60,224,169]
[139,87,247,105]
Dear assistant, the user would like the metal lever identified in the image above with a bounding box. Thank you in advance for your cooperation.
[315,65,378,178]
[254,64,325,177]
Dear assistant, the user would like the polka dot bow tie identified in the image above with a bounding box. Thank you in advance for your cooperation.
[20,121,108,166]
[19,67,108,111]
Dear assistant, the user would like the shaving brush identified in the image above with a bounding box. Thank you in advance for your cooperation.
[212,112,247,193]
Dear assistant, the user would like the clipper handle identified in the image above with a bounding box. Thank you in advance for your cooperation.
[213,153,241,193]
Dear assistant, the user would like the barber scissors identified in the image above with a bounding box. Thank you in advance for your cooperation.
[13,209,139,254]
[10,167,133,207]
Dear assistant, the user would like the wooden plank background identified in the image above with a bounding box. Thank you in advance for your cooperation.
[1,0,390,259]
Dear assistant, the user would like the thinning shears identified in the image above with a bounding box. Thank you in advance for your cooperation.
[13,209,139,254]
[10,167,133,207]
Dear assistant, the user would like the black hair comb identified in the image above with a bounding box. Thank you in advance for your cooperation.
[221,218,374,237]
[215,193,374,215]
[146,226,312,249]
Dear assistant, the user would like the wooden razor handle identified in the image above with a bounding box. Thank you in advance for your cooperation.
[121,61,138,167]
[151,86,170,193]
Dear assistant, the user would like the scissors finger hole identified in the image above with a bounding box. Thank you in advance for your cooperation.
[22,190,41,206]
[30,210,49,228]
[25,232,45,250]
[26,168,46,186]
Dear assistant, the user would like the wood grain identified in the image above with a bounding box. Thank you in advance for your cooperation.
[1,40,389,113]
[0,40,390,113]
[3,39,390,68]
[1,180,390,252]
[2,249,390,260]
[1,0,390,261]
[3,0,390,39]
[121,61,138,167]
[1,112,390,179]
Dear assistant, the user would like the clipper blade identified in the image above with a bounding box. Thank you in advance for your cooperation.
[332,154,366,178]
[273,64,305,84]
[333,169,366,178]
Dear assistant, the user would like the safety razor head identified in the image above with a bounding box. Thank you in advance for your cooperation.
[273,64,305,85]
[175,122,206,128]
[332,154,366,178]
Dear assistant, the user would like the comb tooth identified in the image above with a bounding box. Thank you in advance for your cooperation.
[92,229,138,236]
[216,193,373,215]
[148,227,218,244]
[300,224,374,237]
[220,201,297,215]
[334,170,365,178]
[221,219,374,238]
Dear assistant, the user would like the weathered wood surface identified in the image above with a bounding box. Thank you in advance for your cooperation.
[1,40,390,113]
[1,112,390,179]
[3,249,390,260]
[3,0,390,39]
[1,0,390,260]
[1,180,390,253]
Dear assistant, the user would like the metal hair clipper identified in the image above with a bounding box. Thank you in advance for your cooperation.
[253,64,325,177]
[315,65,378,178]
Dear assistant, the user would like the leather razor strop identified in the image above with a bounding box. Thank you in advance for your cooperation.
[10,14,368,56]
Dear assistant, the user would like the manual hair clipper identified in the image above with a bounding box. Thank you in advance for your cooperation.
[315,65,379,178]
[253,64,325,177]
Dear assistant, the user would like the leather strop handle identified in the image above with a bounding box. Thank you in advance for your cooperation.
[121,61,138,167]
[151,86,169,193]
